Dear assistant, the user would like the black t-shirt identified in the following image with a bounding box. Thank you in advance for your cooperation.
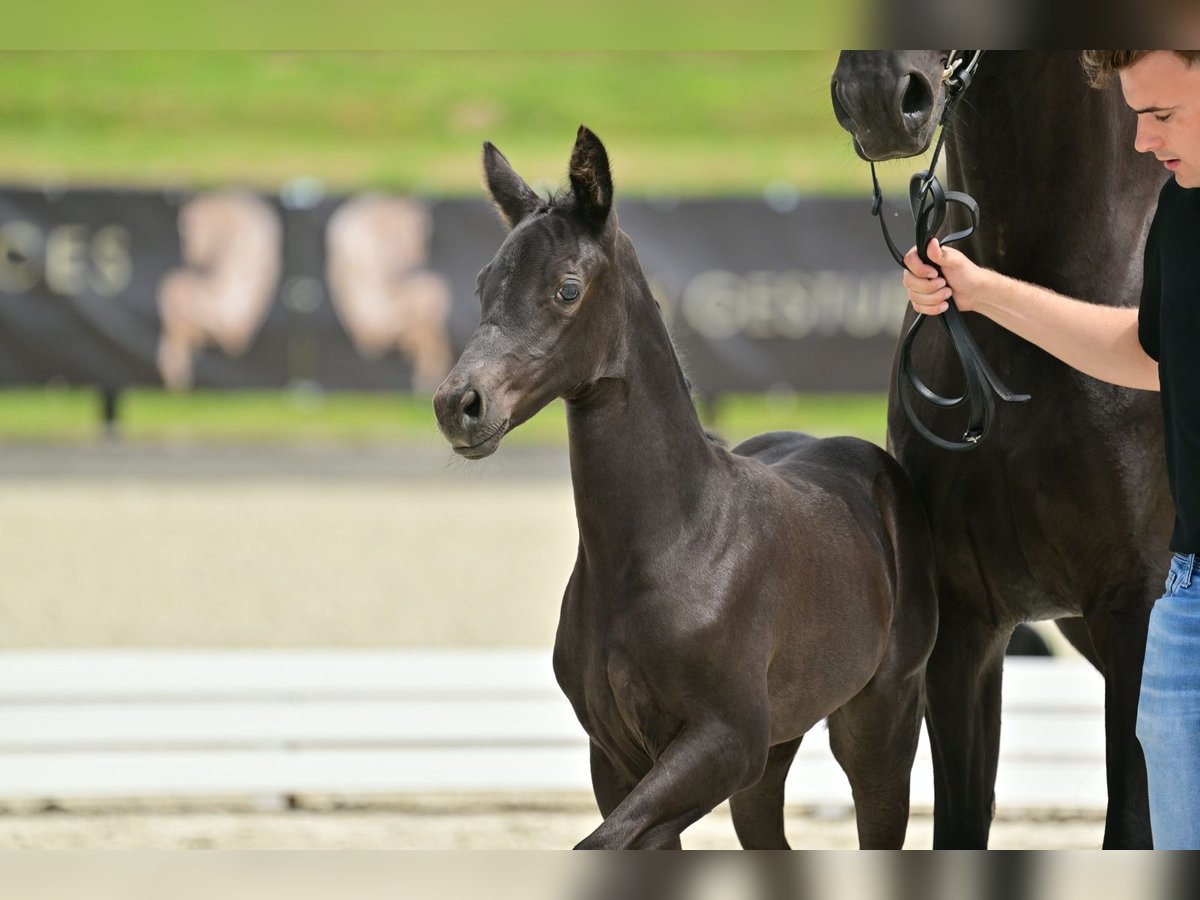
[1139,178,1200,553]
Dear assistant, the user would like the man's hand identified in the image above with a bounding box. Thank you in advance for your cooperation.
[901,238,986,315]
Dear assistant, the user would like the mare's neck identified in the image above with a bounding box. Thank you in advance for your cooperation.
[565,257,718,561]
[946,52,1165,301]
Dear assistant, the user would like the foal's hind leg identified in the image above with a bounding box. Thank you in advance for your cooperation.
[729,737,802,849]
[589,741,634,816]
[827,673,925,849]
[587,741,685,848]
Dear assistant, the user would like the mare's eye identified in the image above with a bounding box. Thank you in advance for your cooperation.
[557,280,582,303]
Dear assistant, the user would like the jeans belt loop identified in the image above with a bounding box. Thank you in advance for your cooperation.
[1183,553,1197,590]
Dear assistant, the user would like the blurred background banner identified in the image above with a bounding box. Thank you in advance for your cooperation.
[0,187,905,394]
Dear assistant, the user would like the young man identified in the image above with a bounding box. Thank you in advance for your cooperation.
[902,49,1200,849]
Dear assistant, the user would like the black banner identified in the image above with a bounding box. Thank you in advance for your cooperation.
[0,187,908,394]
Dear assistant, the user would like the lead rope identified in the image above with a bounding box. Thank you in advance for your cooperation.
[869,51,1030,452]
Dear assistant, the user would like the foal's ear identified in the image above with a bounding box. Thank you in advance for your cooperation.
[483,142,541,229]
[568,125,613,231]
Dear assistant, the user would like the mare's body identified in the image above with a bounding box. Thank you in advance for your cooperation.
[831,50,1171,848]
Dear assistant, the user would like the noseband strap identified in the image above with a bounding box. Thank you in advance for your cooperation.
[869,51,1030,452]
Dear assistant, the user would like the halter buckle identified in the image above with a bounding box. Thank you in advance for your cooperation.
[941,57,963,85]
[942,51,981,95]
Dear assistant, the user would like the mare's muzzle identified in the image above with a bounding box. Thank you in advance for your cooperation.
[831,54,938,161]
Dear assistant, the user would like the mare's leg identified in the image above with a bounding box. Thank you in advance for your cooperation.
[1082,584,1154,848]
[827,672,925,849]
[924,607,1010,849]
[729,737,802,849]
[574,718,768,850]
[1055,616,1101,670]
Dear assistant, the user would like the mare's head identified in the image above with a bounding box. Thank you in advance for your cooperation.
[830,51,948,161]
[434,126,625,459]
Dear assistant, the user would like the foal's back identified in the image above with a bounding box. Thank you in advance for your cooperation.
[732,430,928,566]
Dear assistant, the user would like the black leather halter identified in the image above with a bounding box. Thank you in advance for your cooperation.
[870,51,1030,452]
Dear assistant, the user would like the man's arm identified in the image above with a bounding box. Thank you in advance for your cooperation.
[903,239,1159,392]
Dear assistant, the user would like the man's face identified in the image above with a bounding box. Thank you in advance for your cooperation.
[1120,52,1200,188]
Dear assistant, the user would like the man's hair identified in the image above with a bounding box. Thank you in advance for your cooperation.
[1081,51,1200,88]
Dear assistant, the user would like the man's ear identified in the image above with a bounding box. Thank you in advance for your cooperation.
[568,125,613,231]
[483,142,541,228]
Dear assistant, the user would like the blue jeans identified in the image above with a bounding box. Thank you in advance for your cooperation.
[1136,552,1200,849]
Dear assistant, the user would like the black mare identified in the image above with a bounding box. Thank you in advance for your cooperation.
[434,127,939,848]
[831,51,1171,848]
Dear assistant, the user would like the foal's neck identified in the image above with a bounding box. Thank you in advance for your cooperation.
[564,250,718,559]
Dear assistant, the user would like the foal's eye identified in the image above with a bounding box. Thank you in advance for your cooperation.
[556,280,582,303]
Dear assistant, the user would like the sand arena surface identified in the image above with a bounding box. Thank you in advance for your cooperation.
[0,799,1105,849]
[0,454,577,648]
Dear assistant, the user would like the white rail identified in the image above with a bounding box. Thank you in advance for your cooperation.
[0,651,1106,811]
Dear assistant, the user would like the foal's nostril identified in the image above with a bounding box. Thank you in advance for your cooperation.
[901,74,932,118]
[460,389,482,422]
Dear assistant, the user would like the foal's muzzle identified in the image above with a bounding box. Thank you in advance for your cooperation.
[433,378,510,459]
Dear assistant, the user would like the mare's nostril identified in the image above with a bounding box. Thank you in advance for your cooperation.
[461,388,482,422]
[901,74,932,117]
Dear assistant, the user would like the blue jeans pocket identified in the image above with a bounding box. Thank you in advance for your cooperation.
[1165,553,1196,596]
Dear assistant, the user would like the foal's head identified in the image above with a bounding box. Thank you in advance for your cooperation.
[434,126,628,459]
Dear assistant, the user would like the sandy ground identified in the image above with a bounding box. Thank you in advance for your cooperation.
[0,444,1073,652]
[0,798,1106,849]
[0,448,577,648]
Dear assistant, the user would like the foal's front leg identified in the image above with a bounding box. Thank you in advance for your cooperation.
[576,719,768,849]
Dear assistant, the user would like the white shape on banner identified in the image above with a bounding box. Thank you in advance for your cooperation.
[0,220,131,298]
[156,192,283,391]
[325,194,452,393]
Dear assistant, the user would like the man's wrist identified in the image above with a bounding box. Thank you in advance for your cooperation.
[968,269,1004,318]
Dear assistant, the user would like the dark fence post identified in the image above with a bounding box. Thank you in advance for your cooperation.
[100,386,121,441]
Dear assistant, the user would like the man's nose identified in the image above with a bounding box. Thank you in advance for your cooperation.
[1135,118,1160,154]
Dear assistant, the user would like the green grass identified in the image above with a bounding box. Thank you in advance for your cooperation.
[0,388,888,448]
[6,3,863,52]
[0,52,913,196]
